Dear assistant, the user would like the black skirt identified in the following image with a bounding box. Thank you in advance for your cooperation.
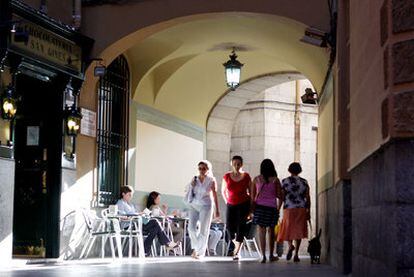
[253,204,279,227]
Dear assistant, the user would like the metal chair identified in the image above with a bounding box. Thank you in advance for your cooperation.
[241,220,260,258]
[207,222,227,256]
[242,236,261,258]
[79,209,116,259]
[101,208,145,258]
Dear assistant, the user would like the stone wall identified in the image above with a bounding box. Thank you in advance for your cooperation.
[351,139,414,276]
[318,180,351,274]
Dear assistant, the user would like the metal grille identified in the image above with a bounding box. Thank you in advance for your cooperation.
[97,55,129,205]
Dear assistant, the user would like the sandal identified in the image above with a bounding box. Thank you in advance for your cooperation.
[232,250,241,261]
[191,250,199,259]
[260,256,267,263]
[286,246,295,261]
[166,241,180,251]
[269,255,279,262]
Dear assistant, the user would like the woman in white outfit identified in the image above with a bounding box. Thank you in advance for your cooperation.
[187,160,220,259]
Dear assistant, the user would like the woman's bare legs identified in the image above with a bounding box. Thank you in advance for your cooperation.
[258,226,267,263]
[268,227,278,261]
[233,241,242,258]
[294,239,301,262]
[286,240,295,260]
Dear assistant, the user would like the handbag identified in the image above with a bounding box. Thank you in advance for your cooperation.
[183,176,197,205]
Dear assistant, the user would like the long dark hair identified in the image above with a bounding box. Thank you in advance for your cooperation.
[260,159,277,183]
[146,191,160,209]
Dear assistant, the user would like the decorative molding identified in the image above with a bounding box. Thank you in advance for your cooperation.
[134,102,204,141]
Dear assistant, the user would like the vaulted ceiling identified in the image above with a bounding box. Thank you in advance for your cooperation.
[125,13,329,126]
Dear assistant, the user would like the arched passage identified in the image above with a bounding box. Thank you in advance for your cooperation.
[206,73,318,238]
[74,3,331,261]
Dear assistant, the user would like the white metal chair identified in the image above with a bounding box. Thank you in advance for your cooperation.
[242,236,261,258]
[79,209,116,259]
[206,222,227,256]
[101,208,146,258]
[149,216,181,256]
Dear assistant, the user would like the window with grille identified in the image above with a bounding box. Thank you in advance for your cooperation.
[97,55,130,205]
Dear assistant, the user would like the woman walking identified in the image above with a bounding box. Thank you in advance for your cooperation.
[277,162,311,262]
[221,155,251,260]
[186,160,220,259]
[251,159,283,263]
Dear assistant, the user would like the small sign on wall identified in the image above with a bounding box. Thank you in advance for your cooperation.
[80,108,96,138]
[26,126,40,146]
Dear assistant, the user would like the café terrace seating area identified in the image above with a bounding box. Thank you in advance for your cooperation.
[73,206,259,260]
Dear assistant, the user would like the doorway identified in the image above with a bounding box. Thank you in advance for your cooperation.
[12,73,64,258]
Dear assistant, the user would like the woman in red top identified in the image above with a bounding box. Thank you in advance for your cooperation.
[221,155,252,260]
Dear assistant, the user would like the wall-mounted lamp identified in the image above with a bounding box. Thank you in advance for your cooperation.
[300,27,328,48]
[1,84,17,120]
[223,48,243,90]
[64,105,82,136]
[62,78,82,160]
[301,88,318,105]
[92,58,106,77]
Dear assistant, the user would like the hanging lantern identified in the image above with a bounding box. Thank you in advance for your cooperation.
[1,85,17,120]
[223,49,243,90]
[64,105,82,136]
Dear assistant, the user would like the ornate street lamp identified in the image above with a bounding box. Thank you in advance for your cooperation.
[64,105,82,136]
[223,49,243,90]
[1,84,17,120]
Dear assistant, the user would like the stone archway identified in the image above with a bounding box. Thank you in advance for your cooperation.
[206,73,319,230]
[207,72,303,180]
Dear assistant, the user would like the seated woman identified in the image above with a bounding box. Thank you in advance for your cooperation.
[116,186,179,256]
[146,191,184,243]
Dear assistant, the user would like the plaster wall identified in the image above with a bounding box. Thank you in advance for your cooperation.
[135,120,203,198]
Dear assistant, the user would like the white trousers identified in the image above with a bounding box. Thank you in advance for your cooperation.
[188,203,213,256]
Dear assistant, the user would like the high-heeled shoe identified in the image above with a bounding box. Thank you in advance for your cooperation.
[286,245,295,261]
[166,241,180,251]
[269,255,279,262]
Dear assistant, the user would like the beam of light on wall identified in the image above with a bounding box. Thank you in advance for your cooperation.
[0,233,12,267]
